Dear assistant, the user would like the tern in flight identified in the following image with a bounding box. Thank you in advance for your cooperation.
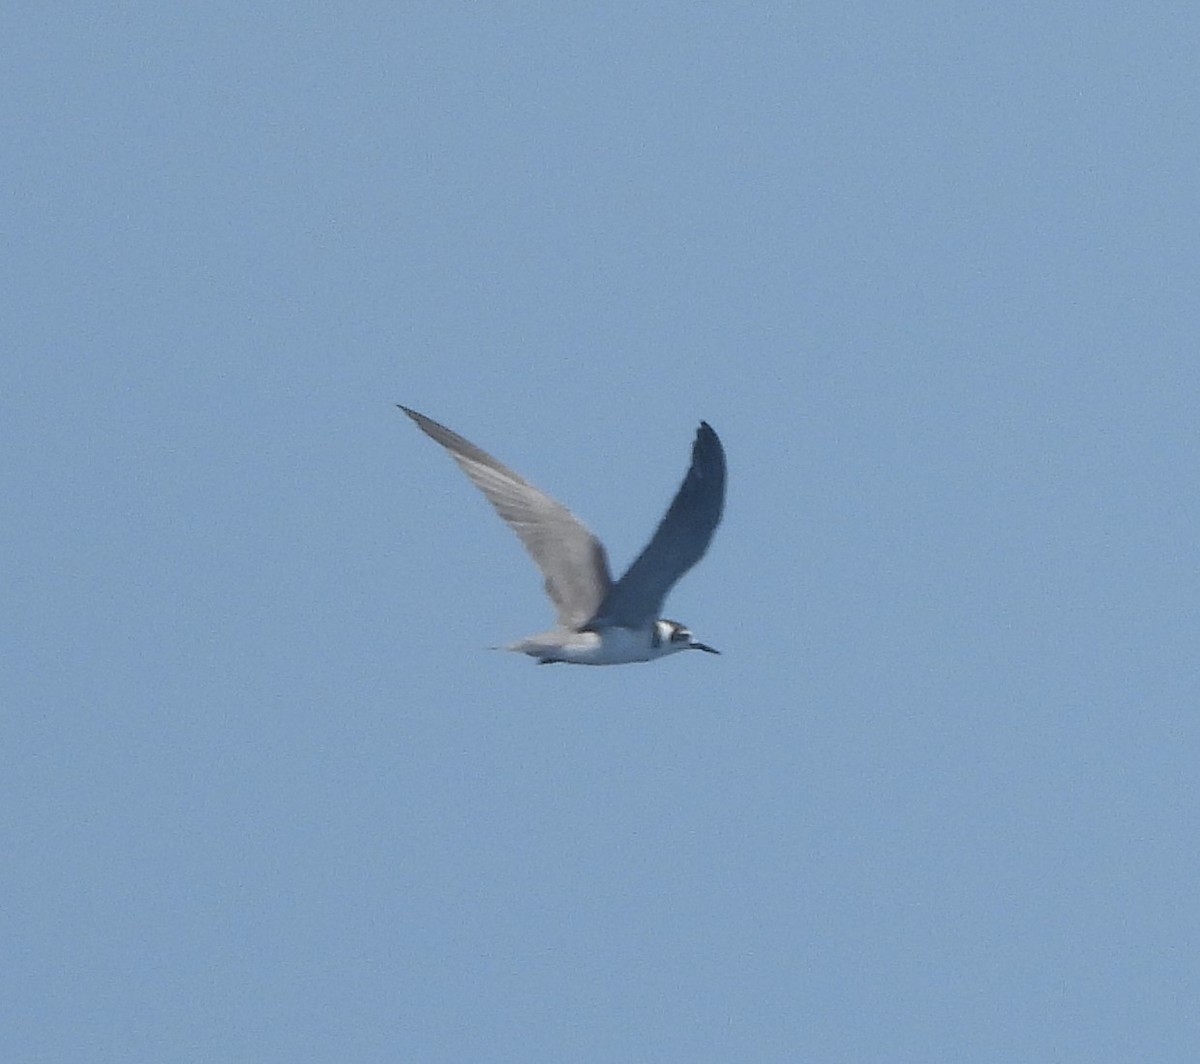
[398,406,725,665]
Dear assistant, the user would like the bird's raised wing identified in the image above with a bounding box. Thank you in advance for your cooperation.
[589,421,725,629]
[399,407,612,630]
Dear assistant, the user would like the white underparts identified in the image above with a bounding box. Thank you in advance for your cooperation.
[507,622,688,665]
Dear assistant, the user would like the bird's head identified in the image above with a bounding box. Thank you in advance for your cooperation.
[653,619,720,658]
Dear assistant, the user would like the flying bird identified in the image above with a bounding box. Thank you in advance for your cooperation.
[398,406,725,665]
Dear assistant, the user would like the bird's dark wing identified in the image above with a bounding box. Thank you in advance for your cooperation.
[589,421,725,628]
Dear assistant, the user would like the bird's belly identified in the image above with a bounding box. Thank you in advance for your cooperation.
[546,626,655,665]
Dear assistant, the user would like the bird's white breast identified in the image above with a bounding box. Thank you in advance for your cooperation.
[547,626,658,665]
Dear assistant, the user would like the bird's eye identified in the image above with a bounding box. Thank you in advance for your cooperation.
[672,628,690,643]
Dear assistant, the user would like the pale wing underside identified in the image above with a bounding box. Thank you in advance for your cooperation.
[590,421,726,629]
[400,407,612,630]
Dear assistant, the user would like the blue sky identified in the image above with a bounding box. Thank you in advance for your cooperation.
[4,4,1198,1061]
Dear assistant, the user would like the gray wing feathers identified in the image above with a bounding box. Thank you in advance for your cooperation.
[591,421,725,628]
[399,407,612,629]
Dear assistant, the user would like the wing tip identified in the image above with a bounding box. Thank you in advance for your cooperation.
[693,420,725,468]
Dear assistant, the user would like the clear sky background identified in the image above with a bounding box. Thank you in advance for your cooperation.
[4,4,1198,1061]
